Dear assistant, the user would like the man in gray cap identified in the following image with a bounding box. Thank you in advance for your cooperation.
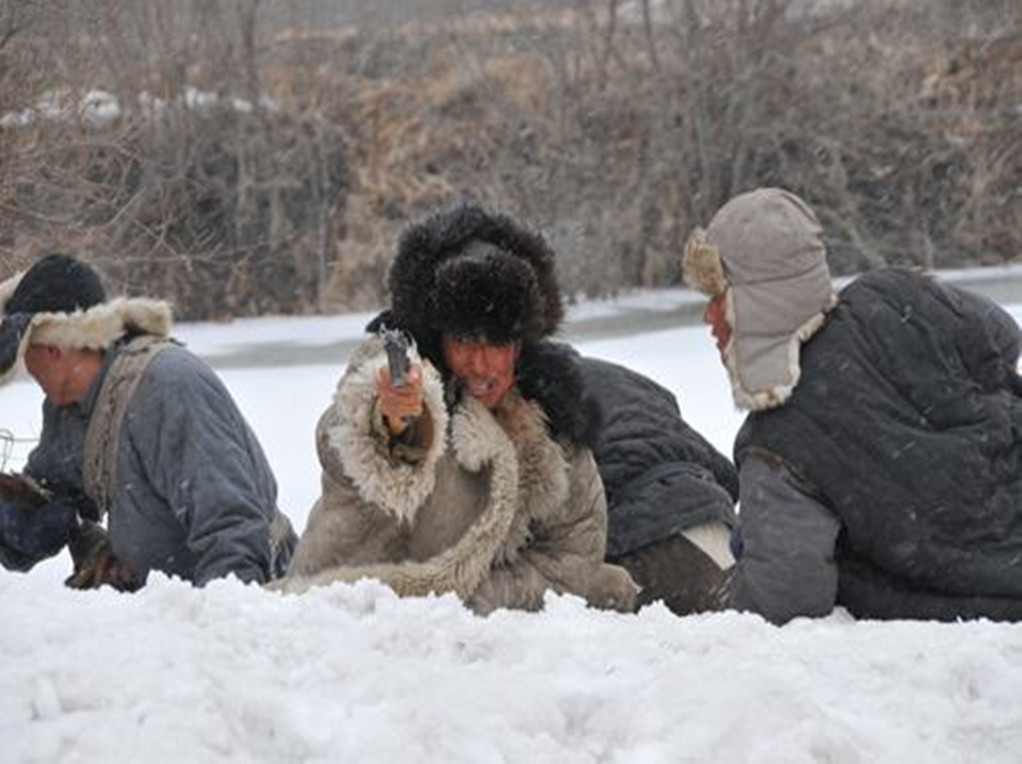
[684,187,1022,623]
[0,253,296,589]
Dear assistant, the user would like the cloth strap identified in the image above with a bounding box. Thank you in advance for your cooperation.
[82,336,173,517]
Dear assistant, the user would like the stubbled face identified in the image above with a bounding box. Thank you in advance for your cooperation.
[703,291,733,355]
[23,344,98,406]
[442,336,521,410]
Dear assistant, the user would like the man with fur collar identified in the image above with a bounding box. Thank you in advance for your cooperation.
[684,187,1022,623]
[279,203,638,614]
[0,254,296,588]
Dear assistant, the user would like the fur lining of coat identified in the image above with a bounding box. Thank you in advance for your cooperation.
[488,391,570,566]
[279,393,522,599]
[275,339,577,602]
[719,288,833,411]
[326,338,450,523]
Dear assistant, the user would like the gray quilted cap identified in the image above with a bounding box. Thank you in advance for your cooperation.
[705,188,836,410]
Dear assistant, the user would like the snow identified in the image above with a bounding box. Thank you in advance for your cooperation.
[1,87,277,131]
[0,89,121,130]
[2,295,1022,763]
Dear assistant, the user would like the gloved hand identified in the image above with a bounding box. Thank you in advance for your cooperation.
[0,498,74,559]
[65,520,142,592]
[587,563,640,613]
[729,525,744,560]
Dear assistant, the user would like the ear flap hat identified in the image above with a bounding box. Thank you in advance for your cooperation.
[0,254,172,385]
[683,188,837,410]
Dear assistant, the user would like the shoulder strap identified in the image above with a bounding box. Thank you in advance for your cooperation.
[82,336,174,517]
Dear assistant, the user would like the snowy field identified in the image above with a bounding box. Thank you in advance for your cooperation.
[2,293,1022,763]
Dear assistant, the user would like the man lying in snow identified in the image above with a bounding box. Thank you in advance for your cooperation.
[684,187,1022,624]
[275,203,638,614]
[0,254,297,589]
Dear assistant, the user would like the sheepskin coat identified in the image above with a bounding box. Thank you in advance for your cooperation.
[282,337,635,613]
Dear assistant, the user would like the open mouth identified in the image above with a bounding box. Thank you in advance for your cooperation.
[464,378,495,398]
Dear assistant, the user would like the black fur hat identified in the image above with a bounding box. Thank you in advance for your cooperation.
[6,254,106,315]
[388,202,563,368]
[0,254,106,381]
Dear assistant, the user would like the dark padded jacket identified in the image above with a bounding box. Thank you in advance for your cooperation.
[578,356,738,558]
[735,269,1022,621]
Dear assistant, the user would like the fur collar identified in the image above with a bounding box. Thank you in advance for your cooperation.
[515,340,602,449]
[276,340,577,605]
[489,391,571,566]
[277,387,522,602]
[0,297,173,386]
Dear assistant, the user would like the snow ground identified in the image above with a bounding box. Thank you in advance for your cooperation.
[2,291,1021,763]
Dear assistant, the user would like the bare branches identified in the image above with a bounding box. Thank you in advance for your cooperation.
[0,0,1019,317]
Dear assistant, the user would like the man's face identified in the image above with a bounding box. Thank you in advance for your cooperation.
[442,336,521,410]
[23,344,86,405]
[703,291,733,356]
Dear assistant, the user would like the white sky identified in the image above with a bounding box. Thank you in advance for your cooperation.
[2,292,1021,763]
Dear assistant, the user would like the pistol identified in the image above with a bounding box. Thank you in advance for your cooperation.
[380,326,411,387]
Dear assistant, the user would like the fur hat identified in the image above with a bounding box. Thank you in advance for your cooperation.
[683,188,837,410]
[387,202,563,371]
[0,254,173,385]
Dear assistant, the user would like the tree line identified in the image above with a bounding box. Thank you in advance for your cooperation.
[1,0,1018,320]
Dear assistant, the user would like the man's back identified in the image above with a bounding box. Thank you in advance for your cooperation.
[738,268,1022,619]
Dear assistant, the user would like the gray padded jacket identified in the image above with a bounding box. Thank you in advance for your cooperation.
[23,338,296,586]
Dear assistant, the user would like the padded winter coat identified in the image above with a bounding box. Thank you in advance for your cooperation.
[18,338,296,585]
[281,337,637,613]
[577,356,737,558]
[732,269,1022,623]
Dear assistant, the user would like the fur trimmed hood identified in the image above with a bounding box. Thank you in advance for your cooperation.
[386,202,563,376]
[683,188,837,411]
[0,261,173,386]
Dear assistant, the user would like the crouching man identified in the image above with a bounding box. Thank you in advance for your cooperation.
[276,203,637,614]
[0,254,297,589]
